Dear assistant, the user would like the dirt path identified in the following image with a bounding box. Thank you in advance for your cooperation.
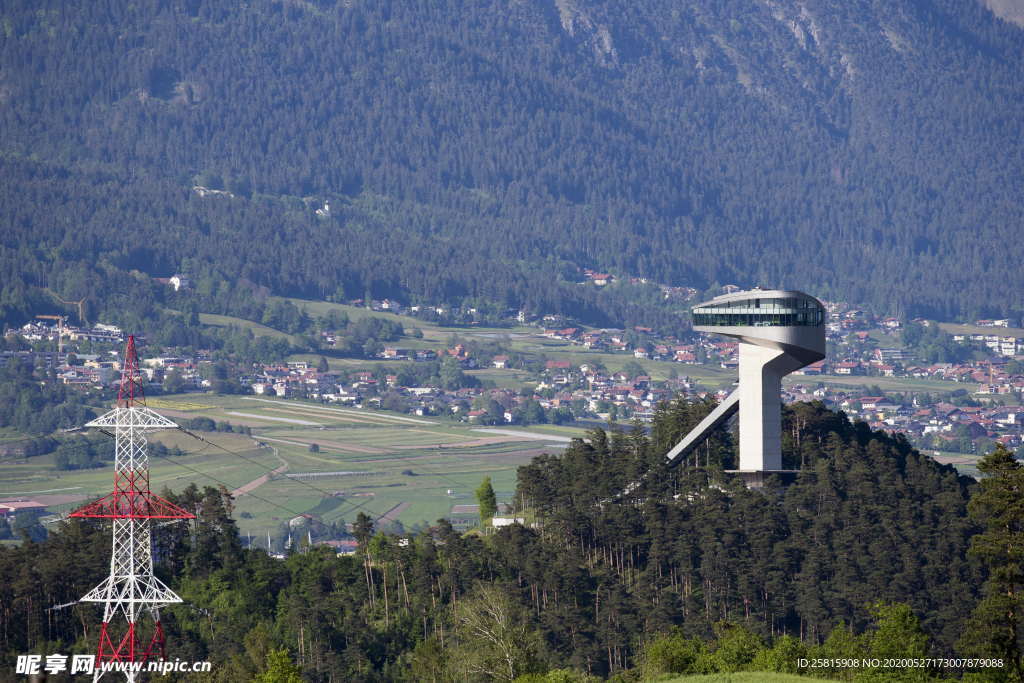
[470,428,574,443]
[258,435,386,455]
[242,397,436,425]
[932,454,977,465]
[226,411,322,426]
[262,406,386,425]
[1,492,90,506]
[391,436,522,450]
[232,463,289,498]
[376,501,410,523]
[306,438,386,454]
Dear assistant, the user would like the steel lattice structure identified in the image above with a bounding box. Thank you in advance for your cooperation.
[70,336,193,681]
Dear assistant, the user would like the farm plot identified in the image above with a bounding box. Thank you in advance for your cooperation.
[27,394,573,531]
[0,431,280,519]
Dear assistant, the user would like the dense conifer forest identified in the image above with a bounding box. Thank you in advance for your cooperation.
[2,0,1023,332]
[3,401,1018,681]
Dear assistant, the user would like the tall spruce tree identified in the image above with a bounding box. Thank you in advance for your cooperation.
[960,443,1024,680]
[476,476,498,521]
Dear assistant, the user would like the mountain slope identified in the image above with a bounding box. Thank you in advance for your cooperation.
[1,0,1022,326]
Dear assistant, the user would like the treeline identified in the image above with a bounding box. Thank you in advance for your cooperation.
[180,416,251,435]
[515,401,980,662]
[901,322,975,364]
[0,358,99,435]
[51,435,114,471]
[3,0,1023,339]
[2,401,1013,681]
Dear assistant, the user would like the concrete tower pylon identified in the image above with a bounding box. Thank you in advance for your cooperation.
[70,336,194,681]
[665,290,826,478]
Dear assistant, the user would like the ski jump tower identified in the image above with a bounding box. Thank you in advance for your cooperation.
[665,290,826,484]
[70,336,193,680]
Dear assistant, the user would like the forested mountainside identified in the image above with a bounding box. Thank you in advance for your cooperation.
[1,0,1022,329]
[0,402,991,680]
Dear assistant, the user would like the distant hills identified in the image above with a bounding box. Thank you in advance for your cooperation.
[1,0,1022,329]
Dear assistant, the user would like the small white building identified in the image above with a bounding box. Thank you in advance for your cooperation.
[169,274,191,291]
[490,517,525,528]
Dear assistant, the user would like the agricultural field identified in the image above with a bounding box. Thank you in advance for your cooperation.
[929,450,982,478]
[0,427,26,443]
[865,327,903,347]
[197,312,303,345]
[938,322,1024,339]
[276,296,536,346]
[205,396,573,538]
[784,373,977,395]
[465,367,536,389]
[0,429,277,519]
[0,394,578,541]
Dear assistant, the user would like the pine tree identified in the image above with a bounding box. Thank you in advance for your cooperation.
[353,511,374,550]
[477,476,498,521]
[254,649,302,683]
[960,443,1024,679]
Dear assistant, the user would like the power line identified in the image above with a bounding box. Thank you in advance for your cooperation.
[178,423,474,510]
[167,429,374,521]
[144,440,368,520]
[177,427,348,500]
[100,410,484,525]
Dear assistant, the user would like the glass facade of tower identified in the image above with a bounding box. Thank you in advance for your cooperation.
[692,296,824,327]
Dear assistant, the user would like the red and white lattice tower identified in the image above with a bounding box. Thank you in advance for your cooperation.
[70,335,194,681]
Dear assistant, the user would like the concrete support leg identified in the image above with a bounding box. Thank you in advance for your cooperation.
[738,343,785,471]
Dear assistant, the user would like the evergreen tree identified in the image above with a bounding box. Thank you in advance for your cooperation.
[353,512,374,550]
[476,476,498,521]
[254,649,302,683]
[960,444,1024,679]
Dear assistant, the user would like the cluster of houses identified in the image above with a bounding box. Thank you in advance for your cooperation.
[802,354,1024,390]
[952,332,1024,358]
[5,287,1024,456]
[539,323,733,364]
[780,383,1024,453]
[531,360,688,421]
[15,321,125,346]
[214,354,687,424]
[1,322,125,387]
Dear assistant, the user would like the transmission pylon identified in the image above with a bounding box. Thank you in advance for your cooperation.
[70,336,194,681]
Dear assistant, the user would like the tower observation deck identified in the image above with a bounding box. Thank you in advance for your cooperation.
[666,290,826,477]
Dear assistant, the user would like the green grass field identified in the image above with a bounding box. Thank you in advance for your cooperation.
[864,327,902,347]
[928,450,982,478]
[466,368,537,388]
[199,312,303,345]
[0,427,27,443]
[786,373,974,395]
[0,430,278,518]
[0,394,575,536]
[938,322,1024,339]
[282,354,407,372]
[276,296,537,344]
